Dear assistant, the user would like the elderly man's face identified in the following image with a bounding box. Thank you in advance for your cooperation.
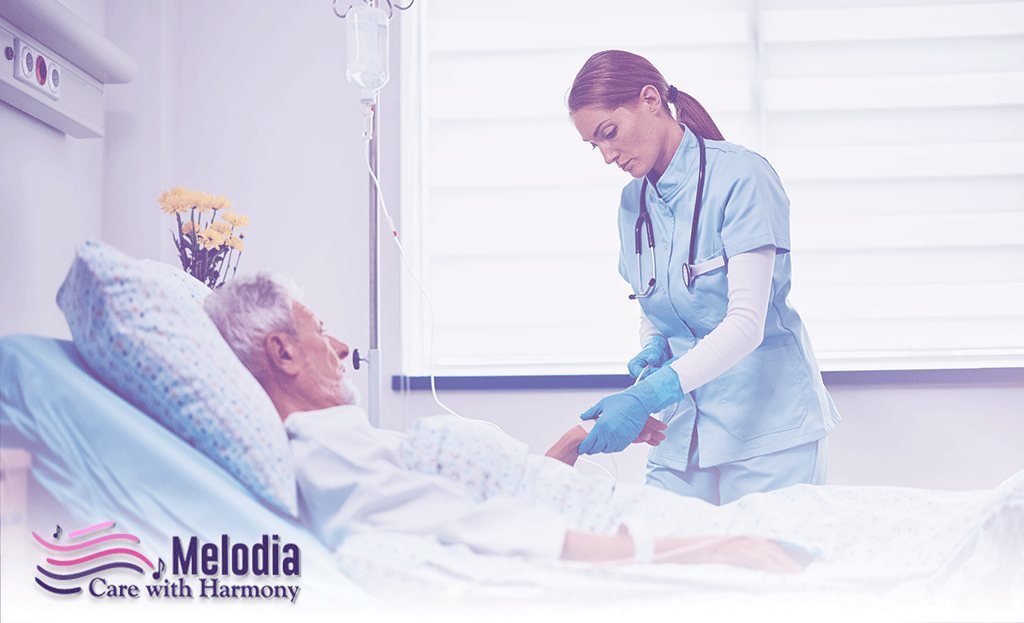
[289,301,359,408]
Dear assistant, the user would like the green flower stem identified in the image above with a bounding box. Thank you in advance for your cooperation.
[230,247,242,280]
[216,248,232,289]
[173,213,189,271]
[166,200,243,287]
[171,230,187,268]
[189,207,199,281]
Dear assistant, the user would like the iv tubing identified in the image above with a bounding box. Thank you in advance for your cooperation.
[362,138,617,482]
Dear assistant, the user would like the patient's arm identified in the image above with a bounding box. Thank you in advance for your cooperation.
[545,417,666,467]
[544,427,587,466]
[560,527,809,573]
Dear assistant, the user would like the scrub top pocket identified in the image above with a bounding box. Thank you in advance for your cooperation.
[688,255,729,329]
[700,340,813,443]
[648,393,698,470]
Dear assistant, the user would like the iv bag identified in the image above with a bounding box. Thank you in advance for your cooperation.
[346,3,389,97]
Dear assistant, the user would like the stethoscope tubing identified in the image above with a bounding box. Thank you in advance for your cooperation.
[629,130,707,299]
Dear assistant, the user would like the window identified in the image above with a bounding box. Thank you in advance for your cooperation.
[400,0,1024,376]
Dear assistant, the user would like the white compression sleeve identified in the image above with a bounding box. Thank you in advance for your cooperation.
[669,246,775,392]
[638,312,663,346]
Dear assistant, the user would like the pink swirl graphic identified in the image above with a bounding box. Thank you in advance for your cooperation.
[32,531,140,552]
[68,521,114,539]
[47,548,154,569]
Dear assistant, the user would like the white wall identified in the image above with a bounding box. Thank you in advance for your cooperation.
[102,0,177,261]
[386,379,1024,491]
[2,0,1020,492]
[0,0,107,339]
[825,380,1022,489]
[165,0,375,357]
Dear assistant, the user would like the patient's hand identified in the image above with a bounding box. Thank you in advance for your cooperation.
[545,426,587,466]
[545,417,667,466]
[634,416,667,446]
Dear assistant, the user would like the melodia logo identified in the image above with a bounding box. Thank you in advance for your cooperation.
[32,520,156,595]
[30,522,302,604]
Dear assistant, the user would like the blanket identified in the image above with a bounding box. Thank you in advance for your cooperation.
[334,415,1023,616]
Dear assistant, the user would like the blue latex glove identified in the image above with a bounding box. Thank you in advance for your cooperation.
[627,336,672,379]
[578,365,684,455]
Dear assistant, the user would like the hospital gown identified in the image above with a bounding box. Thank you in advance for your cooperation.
[397,414,1023,601]
[285,406,568,559]
[402,414,1022,554]
[289,407,1022,611]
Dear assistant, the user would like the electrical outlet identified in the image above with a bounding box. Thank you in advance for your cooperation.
[13,38,59,99]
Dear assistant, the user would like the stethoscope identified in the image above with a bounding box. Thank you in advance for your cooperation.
[629,130,723,300]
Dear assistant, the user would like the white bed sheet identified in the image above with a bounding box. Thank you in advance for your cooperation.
[332,415,1024,618]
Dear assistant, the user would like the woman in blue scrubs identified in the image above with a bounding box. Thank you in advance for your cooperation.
[569,50,841,505]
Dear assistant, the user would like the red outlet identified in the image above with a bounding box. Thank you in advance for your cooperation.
[35,55,47,86]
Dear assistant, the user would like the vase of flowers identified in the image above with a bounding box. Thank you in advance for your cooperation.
[159,187,250,289]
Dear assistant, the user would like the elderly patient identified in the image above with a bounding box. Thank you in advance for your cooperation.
[204,273,806,572]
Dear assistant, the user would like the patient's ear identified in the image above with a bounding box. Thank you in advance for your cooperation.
[265,332,301,377]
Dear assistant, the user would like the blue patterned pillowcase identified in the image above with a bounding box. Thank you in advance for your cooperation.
[56,240,298,516]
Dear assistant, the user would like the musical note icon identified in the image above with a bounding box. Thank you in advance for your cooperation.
[52,525,62,540]
[152,558,166,580]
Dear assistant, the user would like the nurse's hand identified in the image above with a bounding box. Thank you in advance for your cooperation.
[578,393,650,454]
[578,366,686,455]
[545,417,666,466]
[627,336,672,378]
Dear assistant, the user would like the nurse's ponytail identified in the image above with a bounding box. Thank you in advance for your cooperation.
[666,85,725,142]
[568,50,725,141]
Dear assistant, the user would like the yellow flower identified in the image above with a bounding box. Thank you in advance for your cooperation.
[190,190,217,213]
[226,236,245,251]
[210,220,232,235]
[180,220,197,235]
[158,187,191,214]
[160,187,231,215]
[221,211,250,228]
[196,227,227,250]
[210,195,231,212]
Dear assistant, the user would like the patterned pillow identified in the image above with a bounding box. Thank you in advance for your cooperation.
[56,240,297,516]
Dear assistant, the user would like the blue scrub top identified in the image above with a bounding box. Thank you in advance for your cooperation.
[617,125,841,469]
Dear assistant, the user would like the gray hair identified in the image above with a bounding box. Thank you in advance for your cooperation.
[204,272,304,382]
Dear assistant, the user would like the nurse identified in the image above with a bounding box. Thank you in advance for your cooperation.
[569,50,841,505]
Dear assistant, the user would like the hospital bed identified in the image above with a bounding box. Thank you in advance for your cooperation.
[2,332,1022,620]
[0,334,372,614]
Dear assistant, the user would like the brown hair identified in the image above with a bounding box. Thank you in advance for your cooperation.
[568,50,724,141]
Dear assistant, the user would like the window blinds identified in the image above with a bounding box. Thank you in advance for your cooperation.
[400,0,1024,375]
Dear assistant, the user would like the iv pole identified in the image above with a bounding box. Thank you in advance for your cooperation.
[333,0,413,428]
[367,77,381,427]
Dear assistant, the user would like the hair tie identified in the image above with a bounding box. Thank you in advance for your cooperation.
[667,85,679,101]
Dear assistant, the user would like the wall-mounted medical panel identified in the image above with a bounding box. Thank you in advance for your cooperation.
[0,21,102,136]
[0,0,137,138]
